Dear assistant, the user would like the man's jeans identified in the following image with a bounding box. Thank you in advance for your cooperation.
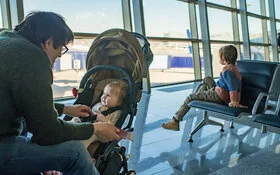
[0,136,99,175]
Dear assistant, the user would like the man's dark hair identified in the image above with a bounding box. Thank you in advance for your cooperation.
[14,11,74,48]
[219,45,238,65]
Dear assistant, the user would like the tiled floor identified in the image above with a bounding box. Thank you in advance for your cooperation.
[118,82,280,175]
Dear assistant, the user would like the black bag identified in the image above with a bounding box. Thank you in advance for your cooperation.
[95,146,127,175]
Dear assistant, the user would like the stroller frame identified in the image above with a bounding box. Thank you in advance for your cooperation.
[65,65,138,175]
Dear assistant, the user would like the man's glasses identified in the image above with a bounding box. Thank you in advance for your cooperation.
[61,45,69,55]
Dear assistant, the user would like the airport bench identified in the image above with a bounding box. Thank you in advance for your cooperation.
[187,60,280,142]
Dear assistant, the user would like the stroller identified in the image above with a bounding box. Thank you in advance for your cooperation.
[64,28,153,175]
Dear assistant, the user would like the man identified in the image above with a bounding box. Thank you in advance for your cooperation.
[0,11,120,174]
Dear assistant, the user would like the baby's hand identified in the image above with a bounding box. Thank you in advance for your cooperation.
[96,113,106,122]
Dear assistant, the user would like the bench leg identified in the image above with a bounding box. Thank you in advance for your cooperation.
[188,111,224,142]
[261,125,267,133]
[230,120,234,128]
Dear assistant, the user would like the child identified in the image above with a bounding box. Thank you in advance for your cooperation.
[72,80,128,148]
[161,45,242,131]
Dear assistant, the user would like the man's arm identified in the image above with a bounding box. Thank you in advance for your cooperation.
[12,50,93,145]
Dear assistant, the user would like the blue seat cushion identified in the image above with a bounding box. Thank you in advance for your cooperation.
[188,100,251,117]
[253,114,280,127]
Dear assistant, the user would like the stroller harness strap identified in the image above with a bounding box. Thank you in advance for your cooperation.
[101,106,123,116]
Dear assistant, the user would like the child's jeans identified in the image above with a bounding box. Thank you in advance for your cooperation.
[0,136,99,175]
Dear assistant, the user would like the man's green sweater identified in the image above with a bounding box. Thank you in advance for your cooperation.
[0,31,94,145]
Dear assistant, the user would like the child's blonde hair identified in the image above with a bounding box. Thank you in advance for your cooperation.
[219,45,238,65]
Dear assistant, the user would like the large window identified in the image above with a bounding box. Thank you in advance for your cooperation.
[208,8,234,41]
[143,0,198,85]
[148,39,195,86]
[23,0,123,33]
[246,0,261,15]
[3,0,278,98]
[248,17,263,43]
[143,0,190,38]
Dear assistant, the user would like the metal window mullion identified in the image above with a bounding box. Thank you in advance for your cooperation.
[16,0,24,23]
[8,0,20,29]
[260,0,269,61]
[198,0,212,77]
[131,0,151,93]
[122,0,132,31]
[1,0,12,30]
[189,2,201,80]
[239,0,251,60]
[268,0,278,62]
[231,0,241,60]
[131,0,145,35]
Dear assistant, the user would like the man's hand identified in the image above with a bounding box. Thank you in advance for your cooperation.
[63,104,94,117]
[93,123,121,142]
[96,113,106,122]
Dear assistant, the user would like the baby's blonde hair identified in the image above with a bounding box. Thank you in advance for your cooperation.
[105,81,129,105]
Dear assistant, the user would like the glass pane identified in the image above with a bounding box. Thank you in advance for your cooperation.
[52,38,94,99]
[143,0,190,38]
[269,46,276,62]
[275,0,280,19]
[251,46,265,61]
[148,39,195,86]
[0,2,2,28]
[207,0,231,7]
[248,17,263,43]
[199,42,205,78]
[246,0,261,15]
[265,0,269,17]
[23,0,123,33]
[208,8,233,41]
[196,5,202,40]
[277,22,280,33]
[238,14,243,41]
[239,44,245,60]
[210,44,225,77]
[266,20,270,44]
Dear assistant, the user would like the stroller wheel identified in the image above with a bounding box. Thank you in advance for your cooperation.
[126,170,136,175]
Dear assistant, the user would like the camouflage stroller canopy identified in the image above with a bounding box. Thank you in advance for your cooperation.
[86,28,148,86]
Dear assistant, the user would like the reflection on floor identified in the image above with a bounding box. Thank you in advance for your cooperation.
[119,82,280,175]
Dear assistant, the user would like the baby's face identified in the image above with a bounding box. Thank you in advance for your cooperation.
[101,86,121,108]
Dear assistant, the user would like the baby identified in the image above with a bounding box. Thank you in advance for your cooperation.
[72,80,128,149]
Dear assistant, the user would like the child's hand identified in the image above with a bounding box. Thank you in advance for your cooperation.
[228,101,239,107]
[228,101,248,108]
[96,113,106,122]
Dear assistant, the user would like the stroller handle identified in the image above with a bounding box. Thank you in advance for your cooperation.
[79,65,136,106]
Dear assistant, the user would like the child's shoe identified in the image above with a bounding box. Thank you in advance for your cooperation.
[161,118,179,131]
